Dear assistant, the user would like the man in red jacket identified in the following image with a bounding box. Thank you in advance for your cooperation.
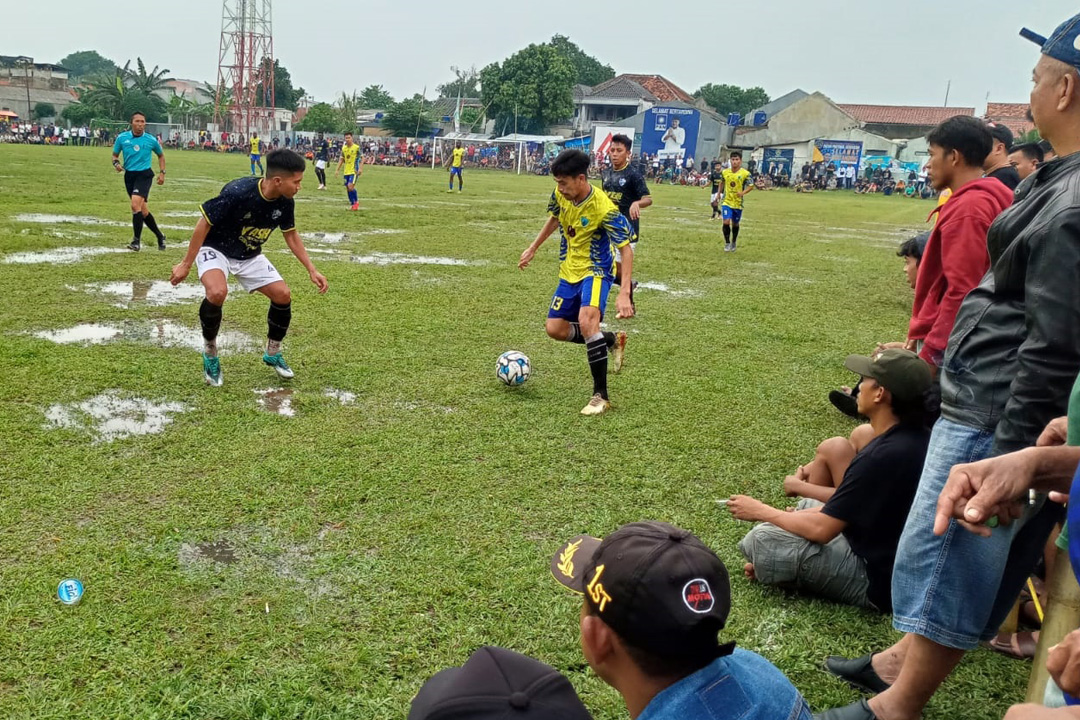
[908,116,1014,371]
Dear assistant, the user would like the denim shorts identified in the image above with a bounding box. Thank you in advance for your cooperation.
[891,417,1059,649]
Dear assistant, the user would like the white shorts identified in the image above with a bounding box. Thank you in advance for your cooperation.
[710,192,719,204]
[615,241,638,264]
[315,159,326,170]
[196,248,283,292]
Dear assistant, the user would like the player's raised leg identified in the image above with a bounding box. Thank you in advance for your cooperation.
[257,280,294,379]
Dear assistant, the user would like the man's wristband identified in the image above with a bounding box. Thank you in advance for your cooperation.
[159,169,165,174]
[112,160,120,166]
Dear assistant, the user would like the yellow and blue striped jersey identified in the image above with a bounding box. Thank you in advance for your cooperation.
[341,143,361,175]
[547,186,632,283]
[451,147,465,168]
[721,168,752,209]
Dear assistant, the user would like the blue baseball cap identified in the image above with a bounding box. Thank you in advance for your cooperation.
[1021,14,1080,69]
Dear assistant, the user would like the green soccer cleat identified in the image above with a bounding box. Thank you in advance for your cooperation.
[203,353,223,386]
[263,352,295,379]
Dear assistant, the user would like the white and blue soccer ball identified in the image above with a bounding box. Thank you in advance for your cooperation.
[496,350,531,386]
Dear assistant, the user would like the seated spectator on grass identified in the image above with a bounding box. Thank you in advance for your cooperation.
[730,349,932,613]
[409,646,592,720]
[551,522,812,720]
[1010,141,1045,181]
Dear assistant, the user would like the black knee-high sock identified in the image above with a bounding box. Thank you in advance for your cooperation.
[586,334,609,399]
[722,224,731,243]
[315,168,326,185]
[603,331,616,348]
[132,212,144,241]
[199,298,222,346]
[566,323,585,344]
[732,224,740,244]
[267,301,292,342]
[143,212,162,239]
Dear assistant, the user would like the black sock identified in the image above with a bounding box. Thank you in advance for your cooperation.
[267,301,292,342]
[132,212,144,241]
[603,331,616,349]
[199,298,222,344]
[586,334,609,399]
[143,213,162,239]
[566,323,585,344]
[722,224,731,242]
[732,224,740,244]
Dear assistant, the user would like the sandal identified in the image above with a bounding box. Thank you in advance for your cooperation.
[988,630,1039,660]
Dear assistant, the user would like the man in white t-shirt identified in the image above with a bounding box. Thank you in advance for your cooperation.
[662,118,686,156]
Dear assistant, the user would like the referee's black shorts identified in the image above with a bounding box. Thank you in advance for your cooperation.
[124,169,155,199]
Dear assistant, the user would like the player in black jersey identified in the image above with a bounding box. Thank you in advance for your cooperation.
[601,134,651,312]
[708,160,724,219]
[313,134,330,190]
[169,149,329,386]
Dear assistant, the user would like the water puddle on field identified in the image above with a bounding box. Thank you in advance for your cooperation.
[255,388,295,417]
[12,213,191,231]
[349,252,484,267]
[43,390,188,443]
[73,280,208,308]
[302,232,348,243]
[161,211,203,218]
[324,388,357,405]
[3,247,128,265]
[394,400,456,414]
[31,320,254,353]
[635,281,702,298]
[353,228,406,236]
[48,229,103,239]
[179,540,239,565]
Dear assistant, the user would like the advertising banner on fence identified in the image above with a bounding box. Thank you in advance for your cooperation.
[641,107,700,161]
[593,126,637,158]
[761,148,795,178]
[814,139,863,169]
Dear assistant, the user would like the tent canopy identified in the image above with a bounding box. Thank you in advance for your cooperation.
[493,133,564,143]
[0,110,19,118]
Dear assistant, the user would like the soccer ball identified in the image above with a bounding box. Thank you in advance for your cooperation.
[496,351,531,386]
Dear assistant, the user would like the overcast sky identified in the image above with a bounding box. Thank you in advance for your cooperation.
[2,1,1074,112]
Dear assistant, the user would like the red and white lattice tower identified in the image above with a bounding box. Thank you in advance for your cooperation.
[214,0,275,137]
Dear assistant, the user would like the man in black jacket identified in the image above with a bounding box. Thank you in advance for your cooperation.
[818,13,1080,720]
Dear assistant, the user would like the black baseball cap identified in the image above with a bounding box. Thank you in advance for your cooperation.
[844,349,932,403]
[985,122,1014,152]
[1021,13,1080,70]
[550,522,733,661]
[408,646,593,720]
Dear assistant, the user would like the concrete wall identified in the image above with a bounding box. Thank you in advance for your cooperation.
[0,86,74,120]
[733,94,859,148]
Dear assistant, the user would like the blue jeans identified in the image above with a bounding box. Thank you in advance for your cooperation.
[892,418,1058,649]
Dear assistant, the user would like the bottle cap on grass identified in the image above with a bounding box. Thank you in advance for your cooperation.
[57,578,84,605]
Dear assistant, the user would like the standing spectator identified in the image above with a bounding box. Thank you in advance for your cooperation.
[819,14,1080,720]
[984,122,1021,189]
[1009,142,1044,181]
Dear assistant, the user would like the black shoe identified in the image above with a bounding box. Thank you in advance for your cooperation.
[824,654,891,694]
[127,239,141,252]
[829,390,862,419]
[157,233,167,251]
[814,698,878,720]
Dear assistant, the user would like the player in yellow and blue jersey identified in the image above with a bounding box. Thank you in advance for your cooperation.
[446,141,465,192]
[721,150,754,252]
[249,133,264,176]
[336,132,363,210]
[518,149,635,416]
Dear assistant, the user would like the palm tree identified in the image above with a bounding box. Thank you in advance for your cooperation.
[78,66,127,119]
[125,58,173,95]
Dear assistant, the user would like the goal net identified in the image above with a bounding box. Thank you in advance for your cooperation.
[432,135,530,174]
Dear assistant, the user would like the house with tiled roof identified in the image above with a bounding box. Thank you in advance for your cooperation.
[837,104,975,139]
[985,102,1035,138]
[571,74,703,135]
[617,74,695,103]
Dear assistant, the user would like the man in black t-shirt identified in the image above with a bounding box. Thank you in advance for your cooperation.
[983,122,1021,190]
[727,349,932,612]
[708,160,724,219]
[169,149,329,386]
[601,134,651,311]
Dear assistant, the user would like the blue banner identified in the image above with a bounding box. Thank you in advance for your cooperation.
[641,107,700,162]
[761,148,794,177]
[815,139,863,169]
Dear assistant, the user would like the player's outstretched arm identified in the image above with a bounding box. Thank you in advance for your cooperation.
[170,216,211,285]
[519,216,559,270]
[156,144,166,185]
[615,243,634,319]
[283,230,329,293]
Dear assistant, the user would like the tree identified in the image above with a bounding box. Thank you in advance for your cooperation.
[296,102,341,133]
[358,84,394,109]
[124,58,173,95]
[61,102,97,125]
[58,50,116,80]
[548,35,615,87]
[255,58,300,110]
[693,83,770,118]
[459,106,482,130]
[380,98,433,137]
[336,92,362,133]
[77,67,128,119]
[480,43,574,134]
[437,65,480,99]
[33,102,56,120]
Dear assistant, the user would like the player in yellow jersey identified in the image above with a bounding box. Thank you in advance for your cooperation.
[721,150,754,252]
[445,141,465,192]
[249,133,263,176]
[518,150,635,416]
[336,132,363,210]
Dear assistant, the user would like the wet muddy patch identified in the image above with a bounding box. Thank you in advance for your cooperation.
[349,252,485,267]
[178,540,239,565]
[43,390,188,443]
[635,281,702,298]
[12,213,192,231]
[30,320,254,353]
[4,247,128,265]
[324,388,357,405]
[254,388,295,417]
[72,280,209,308]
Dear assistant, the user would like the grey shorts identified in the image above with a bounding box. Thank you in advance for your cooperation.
[737,498,875,610]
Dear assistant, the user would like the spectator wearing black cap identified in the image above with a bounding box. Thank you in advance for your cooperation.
[409,646,593,720]
[551,522,811,720]
[1009,141,1045,181]
[1039,137,1057,162]
[730,350,932,613]
[984,122,1022,189]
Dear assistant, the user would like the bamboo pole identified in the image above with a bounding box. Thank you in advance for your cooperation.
[1026,548,1080,702]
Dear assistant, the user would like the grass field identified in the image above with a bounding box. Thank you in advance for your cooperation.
[0,146,1027,719]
